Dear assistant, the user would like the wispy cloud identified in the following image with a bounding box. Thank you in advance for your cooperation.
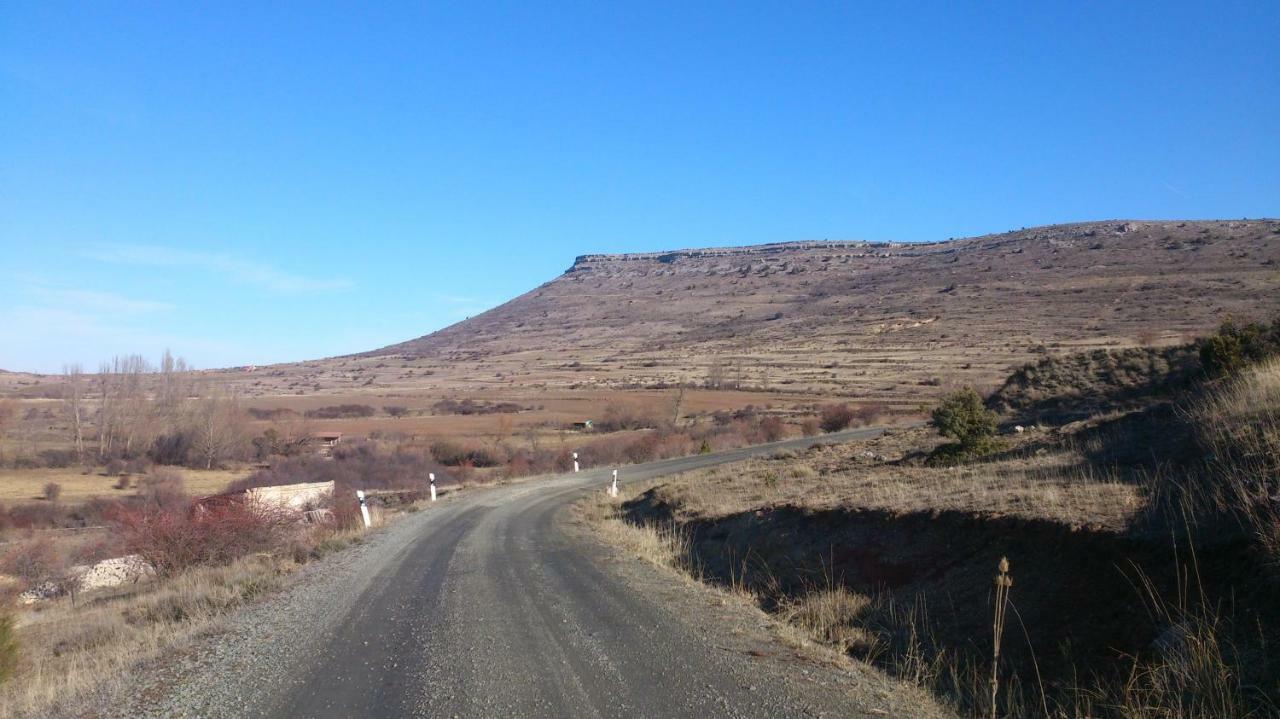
[1161,181,1191,199]
[29,287,174,314]
[83,244,353,294]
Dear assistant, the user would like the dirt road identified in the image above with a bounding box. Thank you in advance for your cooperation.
[107,427,944,718]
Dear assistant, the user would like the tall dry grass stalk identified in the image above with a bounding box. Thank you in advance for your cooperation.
[990,557,1012,719]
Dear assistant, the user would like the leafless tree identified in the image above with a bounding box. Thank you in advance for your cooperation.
[669,386,686,427]
[191,383,249,469]
[62,364,87,462]
[705,360,728,390]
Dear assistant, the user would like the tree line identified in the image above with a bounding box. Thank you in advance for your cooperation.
[58,351,251,469]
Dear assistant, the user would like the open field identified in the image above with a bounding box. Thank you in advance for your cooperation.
[0,467,248,505]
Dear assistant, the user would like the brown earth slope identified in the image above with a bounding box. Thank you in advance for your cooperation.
[320,219,1278,403]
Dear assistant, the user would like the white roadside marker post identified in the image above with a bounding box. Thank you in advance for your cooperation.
[356,490,372,529]
[573,452,579,473]
[429,473,437,502]
[610,469,619,498]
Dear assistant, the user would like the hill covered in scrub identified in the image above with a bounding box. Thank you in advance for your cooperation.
[330,219,1278,401]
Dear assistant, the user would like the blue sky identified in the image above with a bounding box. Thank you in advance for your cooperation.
[2,2,1277,373]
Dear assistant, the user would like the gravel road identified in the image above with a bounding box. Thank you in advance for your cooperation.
[97,427,945,718]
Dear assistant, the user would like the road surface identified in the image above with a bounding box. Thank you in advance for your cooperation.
[112,426,943,718]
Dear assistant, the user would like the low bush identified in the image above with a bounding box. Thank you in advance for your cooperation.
[800,418,821,437]
[931,387,996,447]
[0,538,65,586]
[234,439,447,494]
[116,501,293,577]
[819,404,855,433]
[1199,316,1280,378]
[594,403,661,432]
[304,404,376,419]
[760,416,786,442]
[431,399,524,415]
[428,440,501,468]
[246,407,298,420]
[139,468,189,510]
[37,449,78,468]
[42,482,62,503]
[854,402,886,426]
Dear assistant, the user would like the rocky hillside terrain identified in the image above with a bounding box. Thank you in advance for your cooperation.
[9,219,1275,406]
[320,219,1277,402]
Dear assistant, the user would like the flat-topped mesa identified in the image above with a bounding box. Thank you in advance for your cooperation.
[567,239,934,272]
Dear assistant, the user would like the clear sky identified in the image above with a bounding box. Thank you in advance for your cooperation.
[2,2,1277,373]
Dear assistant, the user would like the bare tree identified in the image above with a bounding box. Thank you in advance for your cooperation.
[62,364,87,462]
[704,360,728,390]
[669,386,686,427]
[191,384,249,469]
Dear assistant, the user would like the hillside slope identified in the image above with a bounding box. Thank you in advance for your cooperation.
[347,220,1278,399]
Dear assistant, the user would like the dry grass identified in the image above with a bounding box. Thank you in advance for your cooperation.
[0,554,288,718]
[1185,359,1280,565]
[0,513,370,718]
[0,467,247,505]
[645,427,1143,532]
[779,587,879,655]
[579,489,697,576]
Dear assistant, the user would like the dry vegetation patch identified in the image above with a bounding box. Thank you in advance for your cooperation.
[584,347,1280,717]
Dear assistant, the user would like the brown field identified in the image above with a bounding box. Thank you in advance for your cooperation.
[0,467,248,504]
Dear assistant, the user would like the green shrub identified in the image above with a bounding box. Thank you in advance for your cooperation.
[925,436,1005,466]
[1199,316,1280,377]
[930,388,997,447]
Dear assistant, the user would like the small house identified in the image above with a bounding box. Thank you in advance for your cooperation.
[310,431,343,456]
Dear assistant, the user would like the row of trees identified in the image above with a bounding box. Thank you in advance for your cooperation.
[59,351,251,469]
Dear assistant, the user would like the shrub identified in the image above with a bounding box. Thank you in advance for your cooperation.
[760,416,786,442]
[0,538,65,585]
[854,402,886,426]
[799,418,821,437]
[931,388,997,447]
[304,404,376,419]
[234,439,446,494]
[1199,316,1280,377]
[116,501,292,577]
[37,448,77,468]
[819,404,855,433]
[383,405,411,418]
[149,430,195,466]
[429,440,466,466]
[595,403,661,432]
[246,407,298,420]
[431,399,524,415]
[139,468,189,510]
[42,482,62,503]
